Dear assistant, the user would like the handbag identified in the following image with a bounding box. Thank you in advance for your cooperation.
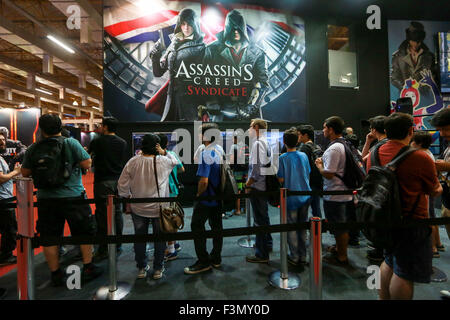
[154,157,185,233]
[440,173,450,209]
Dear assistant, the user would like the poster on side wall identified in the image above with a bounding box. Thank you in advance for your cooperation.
[103,0,306,123]
[388,20,450,133]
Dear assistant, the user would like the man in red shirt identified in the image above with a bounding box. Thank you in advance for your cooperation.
[366,112,442,300]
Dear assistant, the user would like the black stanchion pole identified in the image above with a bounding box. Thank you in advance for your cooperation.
[16,178,35,300]
[94,195,131,300]
[237,197,255,248]
[268,188,300,290]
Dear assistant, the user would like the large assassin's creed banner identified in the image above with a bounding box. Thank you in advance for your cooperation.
[104,0,306,122]
[388,20,450,131]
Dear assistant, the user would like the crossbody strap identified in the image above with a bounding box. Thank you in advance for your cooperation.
[153,157,164,215]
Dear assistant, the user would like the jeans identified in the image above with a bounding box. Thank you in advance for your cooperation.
[94,180,123,252]
[131,213,165,270]
[0,208,17,254]
[310,195,322,218]
[191,202,223,265]
[287,203,310,262]
[249,190,271,259]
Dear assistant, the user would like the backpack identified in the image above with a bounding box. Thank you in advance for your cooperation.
[29,136,73,189]
[355,143,418,250]
[329,138,366,189]
[210,146,238,211]
[259,140,281,207]
[300,142,323,190]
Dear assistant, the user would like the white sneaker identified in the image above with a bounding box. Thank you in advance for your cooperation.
[153,267,165,280]
[441,290,450,298]
[137,265,150,279]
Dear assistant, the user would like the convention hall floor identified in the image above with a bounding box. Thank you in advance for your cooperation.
[0,205,448,300]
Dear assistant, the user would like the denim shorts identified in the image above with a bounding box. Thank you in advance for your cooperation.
[323,200,351,236]
[384,225,432,283]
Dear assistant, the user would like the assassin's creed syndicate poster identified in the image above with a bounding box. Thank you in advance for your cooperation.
[104,0,306,123]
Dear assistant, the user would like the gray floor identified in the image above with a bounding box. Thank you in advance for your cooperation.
[0,204,449,300]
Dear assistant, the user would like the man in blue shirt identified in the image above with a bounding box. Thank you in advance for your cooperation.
[22,114,103,286]
[277,128,311,266]
[184,123,222,274]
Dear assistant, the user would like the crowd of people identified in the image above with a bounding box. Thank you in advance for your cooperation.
[0,109,449,300]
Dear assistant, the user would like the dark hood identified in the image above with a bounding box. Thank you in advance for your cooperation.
[174,8,203,40]
[223,10,249,45]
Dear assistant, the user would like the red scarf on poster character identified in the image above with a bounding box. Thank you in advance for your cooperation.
[145,80,169,115]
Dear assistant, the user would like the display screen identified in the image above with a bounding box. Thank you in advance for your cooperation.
[132,132,178,155]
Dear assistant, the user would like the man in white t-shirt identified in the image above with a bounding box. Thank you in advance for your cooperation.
[315,116,352,266]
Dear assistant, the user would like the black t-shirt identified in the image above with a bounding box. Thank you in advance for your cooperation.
[88,134,127,182]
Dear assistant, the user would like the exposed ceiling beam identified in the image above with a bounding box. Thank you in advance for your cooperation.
[0,54,102,101]
[74,0,103,29]
[0,79,102,116]
[0,13,102,82]
[2,0,102,70]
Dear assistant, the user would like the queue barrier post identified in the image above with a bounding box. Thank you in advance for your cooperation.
[16,177,35,300]
[237,196,255,248]
[94,195,131,300]
[268,188,300,290]
[309,217,322,300]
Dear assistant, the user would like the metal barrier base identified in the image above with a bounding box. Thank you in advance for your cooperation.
[268,271,301,290]
[237,237,255,248]
[94,282,132,300]
[431,267,447,282]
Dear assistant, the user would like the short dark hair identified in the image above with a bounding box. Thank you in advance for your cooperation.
[283,128,299,149]
[157,133,168,150]
[102,116,118,133]
[412,131,432,149]
[324,116,345,135]
[39,114,62,135]
[384,113,414,140]
[201,122,219,142]
[431,108,450,127]
[297,124,315,142]
[368,115,387,134]
[141,133,160,155]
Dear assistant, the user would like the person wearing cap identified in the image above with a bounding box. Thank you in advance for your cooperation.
[0,126,27,172]
[391,21,437,91]
[118,134,178,280]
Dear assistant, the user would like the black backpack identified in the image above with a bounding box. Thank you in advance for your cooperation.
[329,138,366,189]
[29,136,73,188]
[356,143,417,250]
[300,142,323,190]
[210,146,238,211]
[260,140,281,207]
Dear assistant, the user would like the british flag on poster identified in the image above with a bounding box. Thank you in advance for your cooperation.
[104,0,304,45]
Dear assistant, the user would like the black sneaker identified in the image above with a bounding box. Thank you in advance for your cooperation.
[92,250,109,263]
[82,264,103,282]
[210,258,222,268]
[51,269,66,287]
[184,261,212,275]
[0,288,6,300]
[0,253,17,266]
[246,255,269,263]
[287,256,307,267]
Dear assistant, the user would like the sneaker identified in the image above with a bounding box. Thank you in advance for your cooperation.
[82,264,103,282]
[59,246,68,257]
[153,267,165,280]
[210,258,221,268]
[0,288,6,300]
[92,250,109,263]
[433,251,440,258]
[222,212,233,219]
[184,261,212,275]
[137,265,150,279]
[367,249,384,262]
[246,255,269,264]
[437,245,445,252]
[441,290,450,299]
[287,256,307,266]
[0,254,16,266]
[174,243,181,252]
[367,243,376,250]
[323,253,349,266]
[51,269,66,287]
[164,251,178,261]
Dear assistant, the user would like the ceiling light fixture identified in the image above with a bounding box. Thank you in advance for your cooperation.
[47,35,75,54]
